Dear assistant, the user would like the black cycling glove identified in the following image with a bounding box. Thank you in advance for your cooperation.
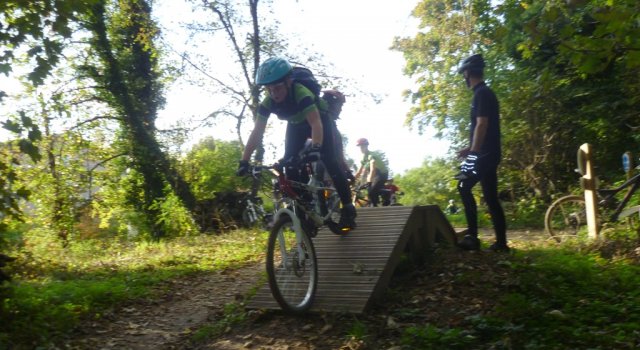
[236,160,250,176]
[455,152,479,180]
[302,144,322,162]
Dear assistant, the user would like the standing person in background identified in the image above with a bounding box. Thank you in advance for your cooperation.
[455,54,509,252]
[354,138,389,207]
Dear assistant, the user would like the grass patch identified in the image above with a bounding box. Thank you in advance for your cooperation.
[0,229,267,349]
[382,228,639,350]
[401,324,474,349]
[468,244,640,349]
[190,302,247,343]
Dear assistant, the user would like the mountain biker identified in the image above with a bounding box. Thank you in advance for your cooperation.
[455,53,509,252]
[321,89,354,182]
[354,138,389,207]
[237,57,357,230]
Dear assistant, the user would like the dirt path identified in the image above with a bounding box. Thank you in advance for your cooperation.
[67,263,264,350]
[66,229,548,350]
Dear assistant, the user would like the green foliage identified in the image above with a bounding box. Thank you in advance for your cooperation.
[179,137,246,200]
[466,247,640,349]
[191,302,247,343]
[0,0,95,86]
[345,318,368,341]
[0,115,41,247]
[396,157,459,209]
[149,184,199,237]
[401,324,473,349]
[0,228,266,348]
[391,0,490,137]
[396,0,640,206]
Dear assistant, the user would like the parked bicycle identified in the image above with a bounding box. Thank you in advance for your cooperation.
[545,166,640,242]
[240,193,269,228]
[247,157,347,314]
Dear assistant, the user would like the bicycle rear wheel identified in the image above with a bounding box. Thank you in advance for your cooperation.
[544,195,588,242]
[266,215,318,314]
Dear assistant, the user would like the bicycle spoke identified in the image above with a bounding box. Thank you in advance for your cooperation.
[545,195,588,242]
[266,215,317,314]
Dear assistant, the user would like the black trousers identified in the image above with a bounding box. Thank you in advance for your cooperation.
[457,158,507,244]
[368,172,388,207]
[283,118,352,206]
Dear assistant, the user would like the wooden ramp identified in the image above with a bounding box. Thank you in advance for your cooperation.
[247,205,457,314]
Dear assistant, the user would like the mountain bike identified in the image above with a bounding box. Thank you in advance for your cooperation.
[544,168,640,242]
[248,158,347,314]
[352,183,370,207]
[240,193,268,228]
[352,182,403,207]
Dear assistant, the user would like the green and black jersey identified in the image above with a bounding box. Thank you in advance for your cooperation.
[257,83,329,124]
[360,150,388,174]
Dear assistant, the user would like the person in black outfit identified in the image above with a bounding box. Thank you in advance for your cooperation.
[455,54,509,252]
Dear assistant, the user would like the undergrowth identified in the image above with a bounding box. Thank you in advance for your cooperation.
[396,228,640,349]
[0,229,267,349]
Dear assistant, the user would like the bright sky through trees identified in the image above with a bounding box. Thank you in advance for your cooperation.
[0,1,451,175]
[155,0,451,175]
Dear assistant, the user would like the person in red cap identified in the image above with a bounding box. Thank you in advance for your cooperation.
[354,138,389,207]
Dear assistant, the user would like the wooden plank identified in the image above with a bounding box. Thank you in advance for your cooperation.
[246,205,457,314]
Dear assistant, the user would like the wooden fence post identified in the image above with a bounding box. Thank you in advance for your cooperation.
[577,143,599,239]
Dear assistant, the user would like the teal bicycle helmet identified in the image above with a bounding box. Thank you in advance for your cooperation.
[255,57,292,85]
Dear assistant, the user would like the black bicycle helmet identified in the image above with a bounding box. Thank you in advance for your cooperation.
[457,54,485,74]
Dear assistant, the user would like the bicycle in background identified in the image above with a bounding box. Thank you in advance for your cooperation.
[545,162,640,242]
[247,157,347,314]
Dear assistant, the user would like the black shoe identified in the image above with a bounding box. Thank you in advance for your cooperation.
[487,242,510,253]
[458,234,480,251]
[338,204,357,231]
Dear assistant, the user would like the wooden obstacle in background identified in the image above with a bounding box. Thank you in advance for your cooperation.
[247,205,458,314]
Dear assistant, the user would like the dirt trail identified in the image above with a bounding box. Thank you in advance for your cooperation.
[67,264,263,350]
[66,229,548,350]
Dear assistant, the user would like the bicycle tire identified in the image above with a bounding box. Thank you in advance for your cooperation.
[544,195,588,242]
[266,214,318,314]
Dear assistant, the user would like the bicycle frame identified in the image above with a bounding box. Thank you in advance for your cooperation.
[256,161,338,271]
[270,162,338,227]
[598,171,640,222]
[254,162,336,232]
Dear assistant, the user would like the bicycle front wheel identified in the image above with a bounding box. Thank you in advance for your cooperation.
[266,215,318,314]
[544,195,588,242]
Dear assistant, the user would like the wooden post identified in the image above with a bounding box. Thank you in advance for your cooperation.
[577,143,599,239]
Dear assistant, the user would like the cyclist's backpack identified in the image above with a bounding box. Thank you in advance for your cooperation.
[290,67,321,96]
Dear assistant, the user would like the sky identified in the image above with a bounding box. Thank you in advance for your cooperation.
[0,1,452,176]
[155,0,452,176]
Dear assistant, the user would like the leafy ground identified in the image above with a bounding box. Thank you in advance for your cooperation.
[7,228,640,349]
[51,229,591,349]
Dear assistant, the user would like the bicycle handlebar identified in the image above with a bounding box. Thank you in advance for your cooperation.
[247,156,321,179]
